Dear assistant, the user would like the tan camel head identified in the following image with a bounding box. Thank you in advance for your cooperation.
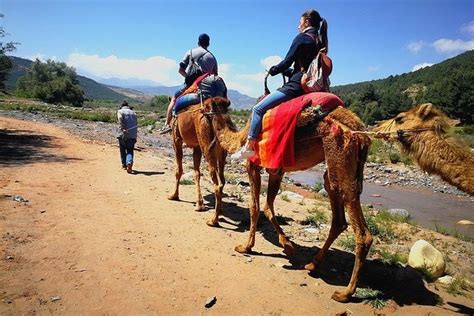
[373,103,453,135]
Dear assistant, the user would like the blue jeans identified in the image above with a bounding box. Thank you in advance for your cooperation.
[248,90,291,140]
[119,138,136,166]
[174,83,188,98]
[174,93,200,114]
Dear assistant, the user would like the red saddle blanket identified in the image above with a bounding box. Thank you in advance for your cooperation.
[249,92,344,169]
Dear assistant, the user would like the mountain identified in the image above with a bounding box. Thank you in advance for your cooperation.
[331,50,474,124]
[7,56,132,102]
[129,85,256,109]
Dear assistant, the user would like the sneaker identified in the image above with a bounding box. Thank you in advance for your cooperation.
[127,163,133,174]
[230,146,255,160]
[159,125,172,135]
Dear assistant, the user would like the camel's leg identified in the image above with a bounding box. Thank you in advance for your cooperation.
[305,170,347,271]
[235,162,261,253]
[192,148,205,211]
[168,137,183,201]
[262,172,295,256]
[328,135,372,303]
[206,151,226,227]
[332,196,372,303]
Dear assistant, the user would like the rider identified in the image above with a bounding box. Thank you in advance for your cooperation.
[160,33,219,134]
[231,10,328,160]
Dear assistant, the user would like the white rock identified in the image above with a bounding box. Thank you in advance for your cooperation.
[436,275,454,285]
[408,239,446,279]
[457,220,474,225]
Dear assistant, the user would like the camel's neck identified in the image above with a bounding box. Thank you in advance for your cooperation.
[402,132,474,195]
[216,118,249,153]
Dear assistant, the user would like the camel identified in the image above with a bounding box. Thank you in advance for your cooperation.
[203,96,372,303]
[374,103,474,196]
[168,103,228,224]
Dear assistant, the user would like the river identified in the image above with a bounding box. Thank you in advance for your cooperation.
[288,170,474,239]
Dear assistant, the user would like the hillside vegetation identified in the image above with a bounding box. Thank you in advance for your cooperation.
[332,50,474,125]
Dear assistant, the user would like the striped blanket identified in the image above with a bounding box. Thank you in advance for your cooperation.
[249,92,344,169]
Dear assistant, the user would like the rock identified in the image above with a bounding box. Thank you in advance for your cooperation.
[204,296,217,308]
[457,220,474,225]
[50,296,61,302]
[318,188,328,197]
[279,191,304,204]
[387,208,410,219]
[408,240,446,279]
[436,275,454,285]
[13,195,29,203]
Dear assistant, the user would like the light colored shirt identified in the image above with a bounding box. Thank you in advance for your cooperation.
[117,106,138,139]
[180,46,218,75]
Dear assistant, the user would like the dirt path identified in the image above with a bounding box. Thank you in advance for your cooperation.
[0,116,472,315]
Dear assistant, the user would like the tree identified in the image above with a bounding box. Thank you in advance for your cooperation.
[0,14,19,91]
[16,59,85,106]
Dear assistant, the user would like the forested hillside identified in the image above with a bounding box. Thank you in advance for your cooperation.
[332,50,474,124]
[7,56,131,102]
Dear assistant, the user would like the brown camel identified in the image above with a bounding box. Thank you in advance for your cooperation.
[168,103,228,223]
[204,96,372,303]
[374,103,474,196]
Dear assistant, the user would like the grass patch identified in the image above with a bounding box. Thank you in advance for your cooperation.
[280,194,290,202]
[337,235,356,252]
[354,287,388,309]
[312,182,323,192]
[179,179,194,185]
[434,223,470,241]
[446,277,471,296]
[303,208,328,226]
[378,249,408,265]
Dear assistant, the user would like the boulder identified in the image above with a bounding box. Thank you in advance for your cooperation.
[408,239,445,279]
[387,208,410,219]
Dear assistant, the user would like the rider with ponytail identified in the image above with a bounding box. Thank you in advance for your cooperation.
[231,9,329,160]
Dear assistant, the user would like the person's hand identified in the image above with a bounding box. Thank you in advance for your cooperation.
[268,66,279,76]
[282,68,293,77]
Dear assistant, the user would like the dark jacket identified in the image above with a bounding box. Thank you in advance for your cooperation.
[273,28,323,98]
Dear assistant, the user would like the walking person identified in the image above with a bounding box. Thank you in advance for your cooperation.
[117,101,138,173]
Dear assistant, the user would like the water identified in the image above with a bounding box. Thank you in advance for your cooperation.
[289,170,474,239]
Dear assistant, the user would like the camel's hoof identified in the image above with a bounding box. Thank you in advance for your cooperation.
[194,205,206,212]
[168,195,179,201]
[282,241,296,257]
[234,245,250,254]
[304,262,316,271]
[331,290,351,303]
[206,219,220,227]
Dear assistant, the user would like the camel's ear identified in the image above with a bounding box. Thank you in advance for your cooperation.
[416,103,434,119]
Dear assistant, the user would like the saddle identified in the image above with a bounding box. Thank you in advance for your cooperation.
[250,92,344,169]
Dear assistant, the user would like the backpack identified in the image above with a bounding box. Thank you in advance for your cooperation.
[300,33,333,93]
[184,50,207,85]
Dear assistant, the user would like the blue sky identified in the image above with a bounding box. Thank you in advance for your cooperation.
[2,0,473,97]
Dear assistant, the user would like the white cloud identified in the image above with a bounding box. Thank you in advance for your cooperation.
[67,53,181,86]
[260,55,282,69]
[368,65,380,72]
[431,38,474,54]
[412,63,433,72]
[460,21,474,36]
[407,41,425,54]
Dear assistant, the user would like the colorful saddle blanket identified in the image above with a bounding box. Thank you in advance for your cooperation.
[249,92,344,169]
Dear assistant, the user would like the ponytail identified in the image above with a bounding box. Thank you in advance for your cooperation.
[320,18,329,53]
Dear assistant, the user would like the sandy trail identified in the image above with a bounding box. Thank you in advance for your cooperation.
[0,116,472,315]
